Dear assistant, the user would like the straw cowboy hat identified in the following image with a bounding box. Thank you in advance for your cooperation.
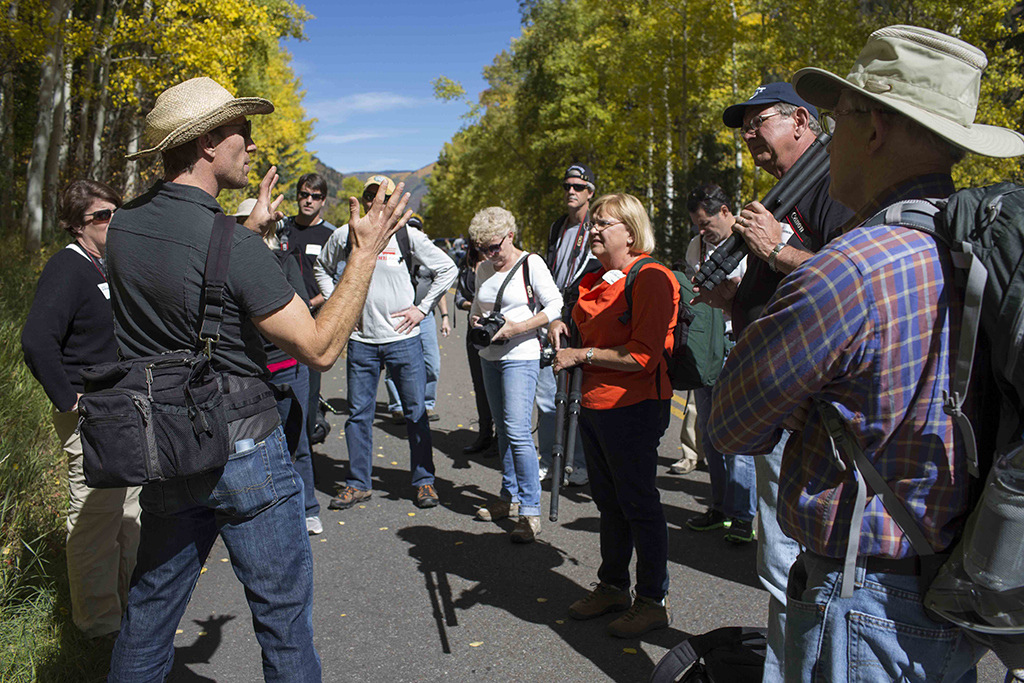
[792,25,1024,158]
[126,77,274,160]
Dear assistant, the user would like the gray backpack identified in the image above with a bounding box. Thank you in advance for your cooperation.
[821,184,1024,671]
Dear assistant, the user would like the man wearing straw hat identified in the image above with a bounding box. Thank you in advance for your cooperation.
[104,76,411,682]
[709,26,1024,681]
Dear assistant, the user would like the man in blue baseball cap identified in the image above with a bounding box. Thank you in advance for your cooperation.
[695,83,854,683]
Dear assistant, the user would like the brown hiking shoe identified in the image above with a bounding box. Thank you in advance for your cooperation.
[606,595,670,638]
[476,499,520,522]
[509,515,540,543]
[568,583,632,620]
[415,484,439,508]
[328,486,372,510]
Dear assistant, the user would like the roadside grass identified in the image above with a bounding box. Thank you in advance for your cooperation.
[0,244,113,682]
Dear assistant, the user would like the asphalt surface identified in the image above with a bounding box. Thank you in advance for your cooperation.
[168,298,1007,683]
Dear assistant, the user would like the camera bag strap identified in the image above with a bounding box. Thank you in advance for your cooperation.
[197,213,236,358]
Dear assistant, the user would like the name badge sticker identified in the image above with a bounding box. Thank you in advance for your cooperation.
[379,249,401,267]
[98,282,110,299]
[305,243,322,256]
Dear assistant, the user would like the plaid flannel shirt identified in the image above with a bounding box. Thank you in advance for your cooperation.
[708,174,971,559]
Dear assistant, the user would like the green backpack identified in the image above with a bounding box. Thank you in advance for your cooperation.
[620,257,727,392]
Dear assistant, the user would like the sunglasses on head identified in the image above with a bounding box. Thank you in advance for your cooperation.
[298,190,324,201]
[563,182,589,192]
[362,189,392,203]
[84,208,115,223]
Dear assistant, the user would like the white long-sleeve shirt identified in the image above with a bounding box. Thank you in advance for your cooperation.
[470,253,562,362]
[315,225,457,345]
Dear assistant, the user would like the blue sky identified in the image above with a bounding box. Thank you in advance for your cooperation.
[284,1,524,174]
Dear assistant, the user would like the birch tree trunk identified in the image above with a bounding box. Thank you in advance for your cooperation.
[90,0,123,181]
[0,0,18,235]
[23,0,69,252]
[123,0,151,198]
[76,0,107,174]
[44,33,72,239]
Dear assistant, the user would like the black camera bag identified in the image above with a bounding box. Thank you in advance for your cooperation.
[77,213,236,488]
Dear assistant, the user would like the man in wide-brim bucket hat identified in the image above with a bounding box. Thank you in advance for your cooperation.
[708,25,1024,683]
[126,76,274,159]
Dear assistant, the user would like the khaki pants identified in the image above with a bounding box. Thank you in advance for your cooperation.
[677,390,705,468]
[53,410,142,639]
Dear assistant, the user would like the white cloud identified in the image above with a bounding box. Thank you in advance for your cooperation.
[315,132,389,145]
[305,92,432,123]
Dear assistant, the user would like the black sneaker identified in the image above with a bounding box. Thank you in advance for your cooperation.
[724,518,756,543]
[686,508,732,532]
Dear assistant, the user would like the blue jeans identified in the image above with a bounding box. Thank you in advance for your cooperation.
[579,399,671,601]
[480,357,542,516]
[109,426,320,683]
[785,553,984,683]
[535,365,587,478]
[271,363,318,518]
[757,431,803,683]
[385,311,440,411]
[345,337,434,491]
[695,386,755,521]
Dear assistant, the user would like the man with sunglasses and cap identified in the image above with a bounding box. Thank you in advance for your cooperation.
[534,163,601,485]
[697,81,854,682]
[103,77,411,682]
[314,174,456,512]
[709,26,1024,681]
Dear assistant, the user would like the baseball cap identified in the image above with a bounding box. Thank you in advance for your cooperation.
[723,82,819,128]
[362,175,397,197]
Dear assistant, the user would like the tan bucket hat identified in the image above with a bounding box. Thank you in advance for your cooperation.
[792,25,1024,158]
[126,77,274,160]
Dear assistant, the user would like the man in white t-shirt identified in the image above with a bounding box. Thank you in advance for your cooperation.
[314,175,457,511]
[682,184,758,544]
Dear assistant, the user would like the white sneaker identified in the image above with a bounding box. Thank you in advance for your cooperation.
[538,466,550,482]
[306,516,323,535]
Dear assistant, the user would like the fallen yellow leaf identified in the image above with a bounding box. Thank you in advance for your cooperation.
[455,541,464,545]
[623,648,637,655]
[469,642,483,647]
[358,505,366,509]
[408,512,416,517]
[391,461,398,465]
[338,521,345,525]
[555,620,565,625]
[379,527,388,531]
[320,538,327,542]
[220,558,229,563]
[200,567,208,574]
[198,631,207,636]
[176,629,183,635]
[537,598,548,603]
[457,424,463,428]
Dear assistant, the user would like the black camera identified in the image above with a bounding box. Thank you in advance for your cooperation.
[539,344,557,368]
[469,312,507,349]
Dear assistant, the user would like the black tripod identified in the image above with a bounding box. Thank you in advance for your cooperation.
[549,339,584,522]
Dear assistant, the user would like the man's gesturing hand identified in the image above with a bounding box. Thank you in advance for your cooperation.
[348,181,412,256]
[732,200,783,262]
[244,165,286,237]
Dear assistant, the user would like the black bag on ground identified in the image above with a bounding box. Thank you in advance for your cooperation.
[649,626,766,683]
[77,213,237,488]
[620,257,727,391]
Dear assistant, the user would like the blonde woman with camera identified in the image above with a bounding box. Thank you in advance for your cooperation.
[468,207,562,543]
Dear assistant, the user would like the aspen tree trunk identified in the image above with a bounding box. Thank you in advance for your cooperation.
[0,0,18,235]
[44,32,72,239]
[730,0,744,209]
[76,0,107,173]
[23,0,69,252]
[123,0,152,198]
[90,0,123,180]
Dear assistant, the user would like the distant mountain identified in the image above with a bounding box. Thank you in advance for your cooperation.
[312,157,433,214]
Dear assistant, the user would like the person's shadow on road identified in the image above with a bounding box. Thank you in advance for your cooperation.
[398,525,689,683]
[167,614,236,682]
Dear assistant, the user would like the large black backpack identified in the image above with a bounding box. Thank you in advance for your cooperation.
[820,184,1024,671]
[650,627,767,683]
[621,257,728,391]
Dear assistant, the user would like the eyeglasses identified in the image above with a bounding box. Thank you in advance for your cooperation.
[740,111,781,135]
[217,120,253,141]
[820,108,889,134]
[84,208,116,223]
[590,218,624,233]
[563,182,589,193]
[362,189,392,204]
[481,234,509,256]
[298,191,325,201]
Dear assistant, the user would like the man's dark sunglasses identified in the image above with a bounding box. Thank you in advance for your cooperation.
[563,182,589,192]
[217,120,252,140]
[362,190,392,203]
[84,208,116,222]
[298,191,324,201]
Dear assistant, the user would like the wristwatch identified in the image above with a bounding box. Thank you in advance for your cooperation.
[585,348,595,365]
[768,242,787,273]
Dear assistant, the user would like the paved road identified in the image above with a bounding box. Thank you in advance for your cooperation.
[168,298,1006,682]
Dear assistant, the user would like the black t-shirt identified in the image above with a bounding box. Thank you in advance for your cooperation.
[731,171,854,337]
[106,181,295,378]
[278,216,336,300]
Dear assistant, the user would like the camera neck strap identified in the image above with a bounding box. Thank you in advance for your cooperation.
[492,252,531,313]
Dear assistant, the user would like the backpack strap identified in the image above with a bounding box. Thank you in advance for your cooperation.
[865,199,983,477]
[618,257,659,325]
[197,213,236,357]
[343,225,418,291]
[816,399,936,598]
